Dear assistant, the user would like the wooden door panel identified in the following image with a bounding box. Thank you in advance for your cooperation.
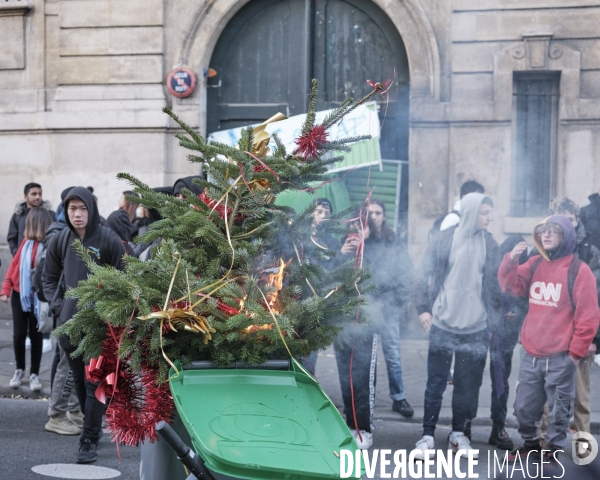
[207,0,310,132]
[207,0,410,227]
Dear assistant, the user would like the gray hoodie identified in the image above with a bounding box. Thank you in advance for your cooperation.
[431,193,489,334]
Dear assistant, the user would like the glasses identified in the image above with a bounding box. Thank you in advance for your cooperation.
[534,225,563,237]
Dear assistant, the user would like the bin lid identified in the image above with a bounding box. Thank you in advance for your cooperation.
[169,359,361,479]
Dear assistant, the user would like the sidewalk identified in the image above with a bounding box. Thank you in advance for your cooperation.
[2,316,600,434]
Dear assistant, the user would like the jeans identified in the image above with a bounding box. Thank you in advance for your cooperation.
[423,324,489,436]
[489,317,522,434]
[334,327,378,432]
[377,318,406,401]
[11,291,43,374]
[59,334,105,444]
[48,343,80,416]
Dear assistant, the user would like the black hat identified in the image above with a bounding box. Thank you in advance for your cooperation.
[316,198,333,213]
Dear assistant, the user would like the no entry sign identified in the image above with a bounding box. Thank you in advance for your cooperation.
[166,67,197,98]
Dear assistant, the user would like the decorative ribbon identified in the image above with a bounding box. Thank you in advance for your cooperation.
[251,112,287,156]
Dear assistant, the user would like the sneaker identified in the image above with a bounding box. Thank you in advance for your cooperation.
[392,399,414,418]
[67,410,84,429]
[77,440,98,464]
[449,431,478,459]
[489,429,514,450]
[25,337,31,350]
[42,338,52,354]
[29,373,42,392]
[507,444,541,462]
[9,369,24,388]
[411,435,435,461]
[45,414,82,435]
[350,429,373,450]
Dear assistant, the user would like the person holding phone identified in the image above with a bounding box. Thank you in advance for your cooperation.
[335,198,414,449]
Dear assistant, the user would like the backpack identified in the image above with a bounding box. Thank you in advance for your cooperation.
[33,227,112,303]
[32,228,70,303]
[529,256,583,310]
[578,241,592,265]
[428,210,460,241]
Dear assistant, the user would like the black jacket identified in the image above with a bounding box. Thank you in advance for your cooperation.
[42,187,125,326]
[105,209,133,243]
[342,232,414,308]
[414,225,503,332]
[580,193,600,251]
[7,200,56,256]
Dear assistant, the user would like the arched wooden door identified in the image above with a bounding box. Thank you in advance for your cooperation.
[207,0,410,233]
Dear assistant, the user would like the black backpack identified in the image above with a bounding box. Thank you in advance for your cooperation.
[33,227,112,303]
[428,209,459,241]
[32,228,70,303]
[529,256,583,310]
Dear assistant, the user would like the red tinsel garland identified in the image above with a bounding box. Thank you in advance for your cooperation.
[86,328,174,446]
[295,125,329,160]
[199,191,244,223]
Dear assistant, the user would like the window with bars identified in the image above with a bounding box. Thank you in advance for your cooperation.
[511,72,560,217]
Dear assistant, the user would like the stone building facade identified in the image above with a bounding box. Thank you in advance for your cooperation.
[2,0,600,271]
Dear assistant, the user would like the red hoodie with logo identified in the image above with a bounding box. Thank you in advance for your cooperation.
[499,252,599,360]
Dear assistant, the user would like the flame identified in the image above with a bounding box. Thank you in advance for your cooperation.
[244,258,290,334]
[264,258,290,311]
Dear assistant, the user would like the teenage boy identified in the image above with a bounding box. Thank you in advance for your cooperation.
[43,187,125,464]
[542,198,600,436]
[335,199,414,449]
[303,198,339,374]
[412,193,502,459]
[438,180,485,231]
[499,216,599,463]
[8,182,55,256]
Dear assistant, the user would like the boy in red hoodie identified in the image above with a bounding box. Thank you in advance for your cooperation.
[499,215,599,462]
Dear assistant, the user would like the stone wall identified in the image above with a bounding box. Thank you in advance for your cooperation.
[1,0,600,264]
[408,0,600,258]
[0,0,197,251]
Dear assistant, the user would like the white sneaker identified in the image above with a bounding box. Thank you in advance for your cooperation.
[29,373,42,392]
[594,354,600,368]
[449,431,478,459]
[42,338,52,354]
[25,337,31,350]
[411,435,435,461]
[350,429,373,449]
[10,369,24,388]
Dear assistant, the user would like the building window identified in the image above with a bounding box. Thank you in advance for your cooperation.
[511,72,560,217]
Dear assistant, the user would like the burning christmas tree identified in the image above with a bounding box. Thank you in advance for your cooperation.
[56,79,381,446]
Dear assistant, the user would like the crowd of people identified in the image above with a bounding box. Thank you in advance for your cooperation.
[2,178,600,469]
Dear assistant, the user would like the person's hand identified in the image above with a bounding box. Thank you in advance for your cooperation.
[0,295,7,303]
[341,235,361,255]
[510,242,528,262]
[570,355,580,366]
[419,312,432,333]
[586,343,597,359]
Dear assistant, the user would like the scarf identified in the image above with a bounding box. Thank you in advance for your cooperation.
[19,240,40,320]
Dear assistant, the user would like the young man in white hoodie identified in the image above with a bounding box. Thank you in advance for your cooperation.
[413,193,503,459]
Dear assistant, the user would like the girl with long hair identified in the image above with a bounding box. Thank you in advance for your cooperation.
[1,207,53,390]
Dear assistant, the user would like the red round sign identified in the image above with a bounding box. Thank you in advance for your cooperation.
[166,67,197,98]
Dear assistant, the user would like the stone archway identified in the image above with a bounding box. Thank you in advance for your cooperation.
[177,0,441,134]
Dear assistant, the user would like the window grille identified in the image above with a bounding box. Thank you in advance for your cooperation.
[511,72,560,217]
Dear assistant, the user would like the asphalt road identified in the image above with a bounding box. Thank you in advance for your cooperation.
[0,397,139,480]
[3,396,600,480]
